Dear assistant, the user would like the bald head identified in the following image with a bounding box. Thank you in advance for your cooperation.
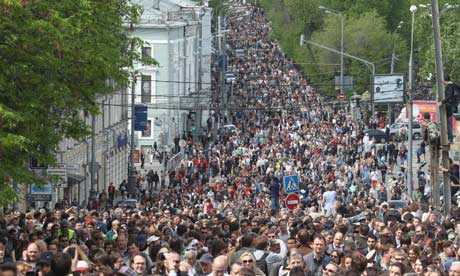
[450,261,460,275]
[26,242,40,262]
[212,255,227,276]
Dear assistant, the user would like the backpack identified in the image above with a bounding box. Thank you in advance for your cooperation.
[450,83,460,106]
[424,121,440,145]
[256,252,269,275]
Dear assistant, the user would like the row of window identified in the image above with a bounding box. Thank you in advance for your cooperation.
[141,47,152,104]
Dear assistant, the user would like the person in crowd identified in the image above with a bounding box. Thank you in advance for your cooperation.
[0,2,458,276]
[303,235,331,276]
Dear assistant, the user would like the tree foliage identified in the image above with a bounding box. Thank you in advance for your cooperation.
[259,0,412,96]
[0,0,154,206]
[412,0,460,82]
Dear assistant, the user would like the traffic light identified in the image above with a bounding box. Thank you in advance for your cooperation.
[191,126,197,132]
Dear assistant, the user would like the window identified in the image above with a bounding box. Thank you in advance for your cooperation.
[142,47,151,59]
[141,75,151,103]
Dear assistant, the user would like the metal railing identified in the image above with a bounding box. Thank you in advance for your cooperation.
[167,152,182,172]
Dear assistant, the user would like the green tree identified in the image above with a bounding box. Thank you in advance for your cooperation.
[0,0,154,206]
[284,0,323,37]
[312,11,400,95]
[413,0,460,82]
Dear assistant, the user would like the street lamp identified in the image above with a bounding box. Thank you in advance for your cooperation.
[407,4,417,201]
[390,21,403,74]
[419,2,459,14]
[319,6,344,94]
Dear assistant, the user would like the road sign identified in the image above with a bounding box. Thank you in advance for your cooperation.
[284,175,299,194]
[179,139,187,148]
[285,193,300,210]
[47,167,67,179]
[339,91,345,101]
[66,164,80,174]
[30,183,52,202]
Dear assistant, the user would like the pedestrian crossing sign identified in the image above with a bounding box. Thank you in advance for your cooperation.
[284,175,299,193]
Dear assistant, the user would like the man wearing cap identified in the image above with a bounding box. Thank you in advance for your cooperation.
[196,253,213,276]
[37,251,53,275]
[76,260,91,275]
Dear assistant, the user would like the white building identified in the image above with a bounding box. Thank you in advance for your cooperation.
[54,90,129,205]
[130,0,212,155]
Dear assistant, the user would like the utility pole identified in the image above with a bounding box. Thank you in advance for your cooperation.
[391,21,403,74]
[431,0,451,215]
[408,5,417,201]
[128,77,137,197]
[90,114,97,201]
[340,14,344,94]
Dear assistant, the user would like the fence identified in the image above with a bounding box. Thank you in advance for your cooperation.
[167,152,182,172]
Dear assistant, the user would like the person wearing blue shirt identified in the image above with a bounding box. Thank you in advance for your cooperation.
[269,177,280,210]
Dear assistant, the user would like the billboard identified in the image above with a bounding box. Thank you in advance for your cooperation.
[134,105,148,131]
[373,74,404,103]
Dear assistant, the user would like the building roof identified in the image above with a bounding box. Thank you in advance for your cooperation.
[132,0,203,27]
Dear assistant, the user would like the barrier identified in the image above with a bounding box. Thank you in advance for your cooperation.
[167,152,182,172]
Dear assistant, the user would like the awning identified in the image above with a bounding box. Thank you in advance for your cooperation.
[67,174,85,183]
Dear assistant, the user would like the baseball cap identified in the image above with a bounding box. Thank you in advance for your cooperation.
[199,253,213,264]
[136,234,147,246]
[147,235,160,245]
[38,252,53,265]
[76,260,90,271]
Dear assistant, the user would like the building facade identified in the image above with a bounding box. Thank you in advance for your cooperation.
[54,90,129,206]
[130,0,212,155]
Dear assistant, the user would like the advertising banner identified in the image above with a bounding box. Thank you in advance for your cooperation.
[373,75,404,103]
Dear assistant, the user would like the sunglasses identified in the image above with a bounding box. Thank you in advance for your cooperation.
[242,260,253,264]
[323,266,336,273]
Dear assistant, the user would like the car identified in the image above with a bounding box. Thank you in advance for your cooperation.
[365,129,387,143]
[225,73,237,84]
[116,199,137,209]
[235,49,245,58]
[386,200,408,209]
[381,121,423,140]
[218,124,239,136]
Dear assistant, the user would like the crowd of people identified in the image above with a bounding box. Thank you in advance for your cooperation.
[1,1,460,276]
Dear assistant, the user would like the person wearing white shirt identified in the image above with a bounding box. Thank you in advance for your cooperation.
[322,184,337,216]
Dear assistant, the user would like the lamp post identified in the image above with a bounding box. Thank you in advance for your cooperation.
[319,6,344,93]
[390,21,403,74]
[407,4,417,201]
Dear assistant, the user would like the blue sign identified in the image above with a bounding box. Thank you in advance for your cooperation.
[284,175,299,194]
[117,133,128,148]
[134,105,148,131]
[217,54,227,71]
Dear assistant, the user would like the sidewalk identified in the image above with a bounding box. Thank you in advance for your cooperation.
[384,139,429,200]
[134,159,169,191]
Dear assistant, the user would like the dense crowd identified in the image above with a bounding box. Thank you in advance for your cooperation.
[2,2,460,276]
